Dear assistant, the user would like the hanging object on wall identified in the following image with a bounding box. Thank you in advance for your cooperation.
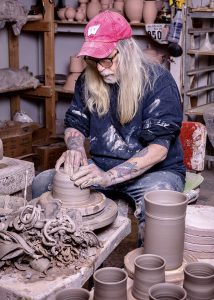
[167,8,183,56]
[169,0,185,9]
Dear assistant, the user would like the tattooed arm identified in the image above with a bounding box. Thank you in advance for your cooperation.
[55,128,88,176]
[73,143,168,188]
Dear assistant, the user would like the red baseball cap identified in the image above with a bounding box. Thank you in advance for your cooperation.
[77,10,132,58]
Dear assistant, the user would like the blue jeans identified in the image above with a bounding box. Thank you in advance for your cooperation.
[32,169,184,246]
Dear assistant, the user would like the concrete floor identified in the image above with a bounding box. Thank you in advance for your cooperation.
[103,166,214,268]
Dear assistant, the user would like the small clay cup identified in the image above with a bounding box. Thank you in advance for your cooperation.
[132,254,166,300]
[183,262,214,300]
[148,283,187,300]
[55,287,90,300]
[93,267,128,300]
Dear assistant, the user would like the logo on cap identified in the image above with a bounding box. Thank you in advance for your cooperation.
[88,25,100,36]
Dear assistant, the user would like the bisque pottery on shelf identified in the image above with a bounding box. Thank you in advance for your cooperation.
[57,7,67,20]
[75,8,85,21]
[69,56,85,73]
[144,190,188,270]
[65,7,76,21]
[93,267,128,300]
[132,254,165,300]
[183,262,214,300]
[124,0,143,23]
[86,0,102,20]
[113,0,124,14]
[148,283,187,300]
[143,0,158,24]
[55,287,90,300]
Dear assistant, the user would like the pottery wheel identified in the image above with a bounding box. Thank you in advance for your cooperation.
[46,190,107,217]
[124,248,197,285]
[185,205,214,237]
[82,198,118,230]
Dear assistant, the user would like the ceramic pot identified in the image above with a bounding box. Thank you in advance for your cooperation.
[148,283,187,300]
[69,56,85,73]
[144,190,188,270]
[132,254,165,300]
[57,7,67,20]
[93,267,128,300]
[75,8,85,22]
[143,0,158,24]
[156,0,163,11]
[86,0,102,20]
[55,287,90,300]
[65,7,76,21]
[183,262,214,300]
[124,0,143,23]
[113,0,124,14]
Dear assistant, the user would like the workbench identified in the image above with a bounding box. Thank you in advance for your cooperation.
[0,215,131,300]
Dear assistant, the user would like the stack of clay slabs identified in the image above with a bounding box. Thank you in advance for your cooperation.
[124,247,197,286]
[184,205,214,259]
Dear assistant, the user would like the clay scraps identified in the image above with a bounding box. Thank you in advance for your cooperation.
[0,199,102,279]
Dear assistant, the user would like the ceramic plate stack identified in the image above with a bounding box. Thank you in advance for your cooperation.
[185,205,214,259]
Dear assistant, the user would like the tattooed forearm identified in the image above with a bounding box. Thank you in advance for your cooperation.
[133,147,148,158]
[67,135,85,150]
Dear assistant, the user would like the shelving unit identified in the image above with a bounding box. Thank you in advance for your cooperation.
[183,1,214,119]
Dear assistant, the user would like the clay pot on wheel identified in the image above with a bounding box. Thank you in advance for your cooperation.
[183,262,214,300]
[132,254,166,300]
[144,190,188,270]
[93,267,128,300]
[148,283,187,300]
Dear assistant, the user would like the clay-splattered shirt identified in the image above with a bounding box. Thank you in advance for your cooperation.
[64,65,185,181]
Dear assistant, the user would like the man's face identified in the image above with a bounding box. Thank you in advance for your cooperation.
[84,49,119,84]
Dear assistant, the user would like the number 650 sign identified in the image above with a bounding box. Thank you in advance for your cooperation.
[145,23,170,44]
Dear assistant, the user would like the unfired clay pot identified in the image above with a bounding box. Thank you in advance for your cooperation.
[65,7,76,21]
[63,72,81,92]
[144,190,188,270]
[124,0,143,23]
[69,56,85,73]
[183,262,214,300]
[86,0,102,20]
[55,287,90,300]
[143,0,158,24]
[148,283,187,300]
[113,0,124,14]
[57,7,67,20]
[93,267,128,300]
[75,8,85,21]
[132,254,165,300]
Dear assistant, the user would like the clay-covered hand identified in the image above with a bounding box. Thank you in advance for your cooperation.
[55,148,88,176]
[72,164,112,189]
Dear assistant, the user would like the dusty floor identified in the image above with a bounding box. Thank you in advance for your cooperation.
[102,166,214,269]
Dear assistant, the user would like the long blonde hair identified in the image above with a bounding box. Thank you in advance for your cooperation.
[84,38,155,125]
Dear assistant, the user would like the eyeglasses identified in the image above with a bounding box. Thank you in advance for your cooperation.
[84,50,119,69]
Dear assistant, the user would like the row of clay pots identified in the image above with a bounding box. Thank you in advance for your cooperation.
[58,0,163,24]
[54,262,214,299]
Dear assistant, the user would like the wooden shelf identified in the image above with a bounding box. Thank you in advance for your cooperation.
[0,85,39,95]
[186,103,214,116]
[188,28,214,34]
[55,85,73,94]
[187,84,214,96]
[187,49,214,55]
[187,66,214,75]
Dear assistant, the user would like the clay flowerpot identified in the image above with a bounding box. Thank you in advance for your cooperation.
[86,0,102,20]
[75,8,85,22]
[148,283,187,300]
[55,287,90,300]
[124,0,143,23]
[183,262,214,300]
[93,267,128,300]
[144,190,188,270]
[57,7,67,20]
[113,0,124,14]
[132,254,166,300]
[143,0,158,24]
[69,56,85,73]
[65,7,76,21]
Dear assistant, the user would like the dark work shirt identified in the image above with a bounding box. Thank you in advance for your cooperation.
[64,65,186,182]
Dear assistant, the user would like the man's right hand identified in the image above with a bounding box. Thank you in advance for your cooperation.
[55,128,88,176]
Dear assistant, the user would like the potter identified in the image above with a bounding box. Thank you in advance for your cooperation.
[32,10,185,247]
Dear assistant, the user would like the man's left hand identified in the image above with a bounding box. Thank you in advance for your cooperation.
[72,164,112,188]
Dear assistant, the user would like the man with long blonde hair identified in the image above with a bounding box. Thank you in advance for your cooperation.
[32,10,185,245]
